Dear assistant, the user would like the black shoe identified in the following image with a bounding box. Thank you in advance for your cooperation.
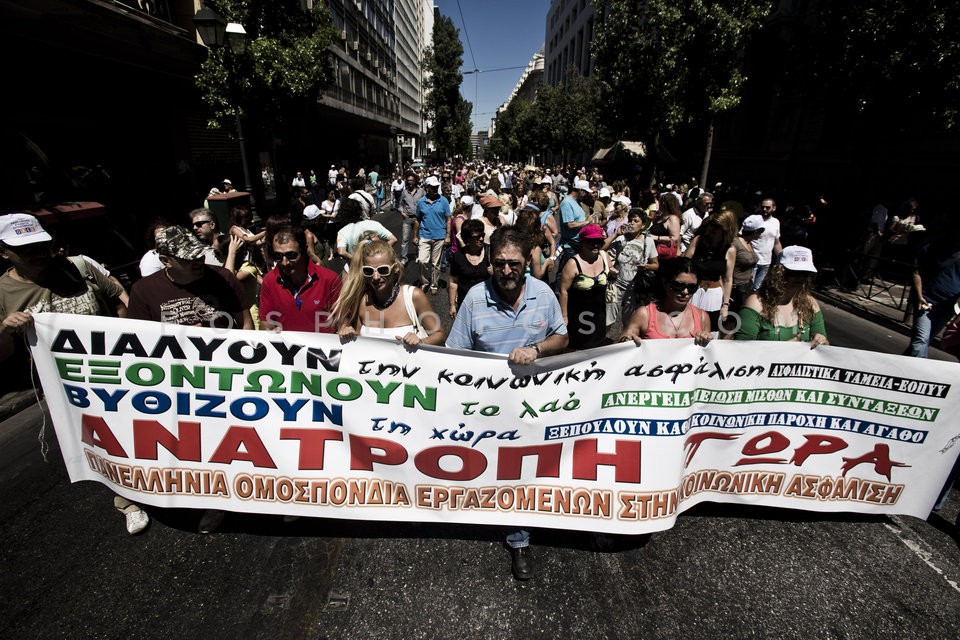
[198,509,225,534]
[509,546,534,580]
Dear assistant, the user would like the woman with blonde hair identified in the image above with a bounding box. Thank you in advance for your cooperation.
[334,240,445,346]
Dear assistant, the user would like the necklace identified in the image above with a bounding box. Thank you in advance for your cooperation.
[665,306,689,336]
[369,280,401,310]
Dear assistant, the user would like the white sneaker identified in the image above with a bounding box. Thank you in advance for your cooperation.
[124,507,150,535]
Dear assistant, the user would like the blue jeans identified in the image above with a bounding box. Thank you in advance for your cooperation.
[399,215,416,260]
[506,529,529,549]
[753,263,771,291]
[905,299,956,358]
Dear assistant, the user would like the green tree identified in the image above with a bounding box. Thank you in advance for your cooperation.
[487,97,535,161]
[799,0,960,131]
[195,0,335,134]
[591,0,770,173]
[423,15,472,158]
[532,69,602,163]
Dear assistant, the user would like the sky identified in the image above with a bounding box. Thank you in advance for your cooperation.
[433,0,553,133]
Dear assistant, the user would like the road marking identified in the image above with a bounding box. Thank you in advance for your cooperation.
[884,517,960,594]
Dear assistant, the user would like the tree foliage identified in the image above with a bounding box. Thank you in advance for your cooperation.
[794,0,960,131]
[195,0,335,133]
[591,0,771,144]
[487,70,601,163]
[423,15,472,158]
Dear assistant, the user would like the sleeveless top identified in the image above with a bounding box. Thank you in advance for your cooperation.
[360,324,417,340]
[571,253,609,290]
[733,238,759,287]
[358,285,425,340]
[643,302,704,339]
[691,243,728,281]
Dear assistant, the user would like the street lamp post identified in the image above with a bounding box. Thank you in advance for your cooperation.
[193,7,259,221]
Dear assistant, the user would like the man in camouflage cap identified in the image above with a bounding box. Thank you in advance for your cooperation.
[127,225,251,533]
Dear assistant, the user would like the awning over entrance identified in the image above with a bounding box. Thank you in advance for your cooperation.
[590,140,648,164]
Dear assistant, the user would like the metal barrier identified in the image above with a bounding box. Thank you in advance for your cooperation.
[829,251,914,321]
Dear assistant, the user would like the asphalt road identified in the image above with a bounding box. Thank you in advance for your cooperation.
[1,208,958,639]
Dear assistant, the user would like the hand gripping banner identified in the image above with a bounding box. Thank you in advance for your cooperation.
[28,313,960,534]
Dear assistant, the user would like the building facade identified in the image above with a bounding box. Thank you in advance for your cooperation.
[323,0,432,169]
[493,47,545,135]
[544,0,596,86]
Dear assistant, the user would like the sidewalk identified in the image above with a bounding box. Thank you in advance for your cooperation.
[814,275,914,337]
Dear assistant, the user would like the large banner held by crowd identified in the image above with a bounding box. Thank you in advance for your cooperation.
[30,313,960,534]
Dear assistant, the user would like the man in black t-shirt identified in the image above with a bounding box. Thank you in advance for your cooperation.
[128,226,251,330]
[127,225,252,534]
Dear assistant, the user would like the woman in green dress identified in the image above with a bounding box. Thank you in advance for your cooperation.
[734,245,829,348]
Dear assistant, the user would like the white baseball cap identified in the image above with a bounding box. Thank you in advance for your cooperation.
[0,213,53,247]
[574,179,591,192]
[598,187,611,198]
[741,214,765,234]
[302,204,322,220]
[424,176,441,187]
[779,245,817,273]
[460,195,474,206]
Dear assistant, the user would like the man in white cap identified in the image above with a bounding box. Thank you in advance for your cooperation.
[414,175,452,295]
[0,213,146,534]
[461,195,482,221]
[222,178,236,193]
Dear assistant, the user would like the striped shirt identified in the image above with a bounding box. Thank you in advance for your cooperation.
[446,276,567,354]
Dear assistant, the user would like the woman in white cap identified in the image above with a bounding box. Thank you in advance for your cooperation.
[734,246,828,347]
[732,212,762,312]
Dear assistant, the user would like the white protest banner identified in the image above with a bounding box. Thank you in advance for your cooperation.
[29,313,960,534]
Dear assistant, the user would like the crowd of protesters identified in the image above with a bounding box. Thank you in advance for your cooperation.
[1,157,957,578]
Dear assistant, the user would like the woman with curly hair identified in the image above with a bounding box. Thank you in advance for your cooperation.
[734,246,828,348]
[333,239,444,346]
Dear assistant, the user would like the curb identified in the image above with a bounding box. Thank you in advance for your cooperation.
[814,288,913,338]
[0,389,40,424]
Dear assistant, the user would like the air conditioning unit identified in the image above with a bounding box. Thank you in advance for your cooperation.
[339,29,347,40]
[349,40,359,50]
[365,51,372,61]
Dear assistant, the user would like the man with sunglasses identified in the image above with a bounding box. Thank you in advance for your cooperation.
[188,208,226,266]
[445,227,568,580]
[259,224,341,333]
[128,224,254,534]
[751,197,782,290]
[128,226,251,331]
[0,213,152,535]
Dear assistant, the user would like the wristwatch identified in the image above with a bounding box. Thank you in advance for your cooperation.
[528,343,541,357]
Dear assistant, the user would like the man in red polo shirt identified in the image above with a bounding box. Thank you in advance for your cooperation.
[260,225,341,332]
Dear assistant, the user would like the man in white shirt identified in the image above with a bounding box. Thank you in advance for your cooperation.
[291,171,306,188]
[680,192,714,253]
[751,197,783,290]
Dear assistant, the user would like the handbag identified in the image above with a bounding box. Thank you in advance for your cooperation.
[656,240,678,259]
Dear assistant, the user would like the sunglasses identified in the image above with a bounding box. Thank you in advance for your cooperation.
[669,282,699,294]
[361,264,394,278]
[465,235,483,242]
[192,220,214,228]
[272,250,300,262]
[491,259,523,271]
